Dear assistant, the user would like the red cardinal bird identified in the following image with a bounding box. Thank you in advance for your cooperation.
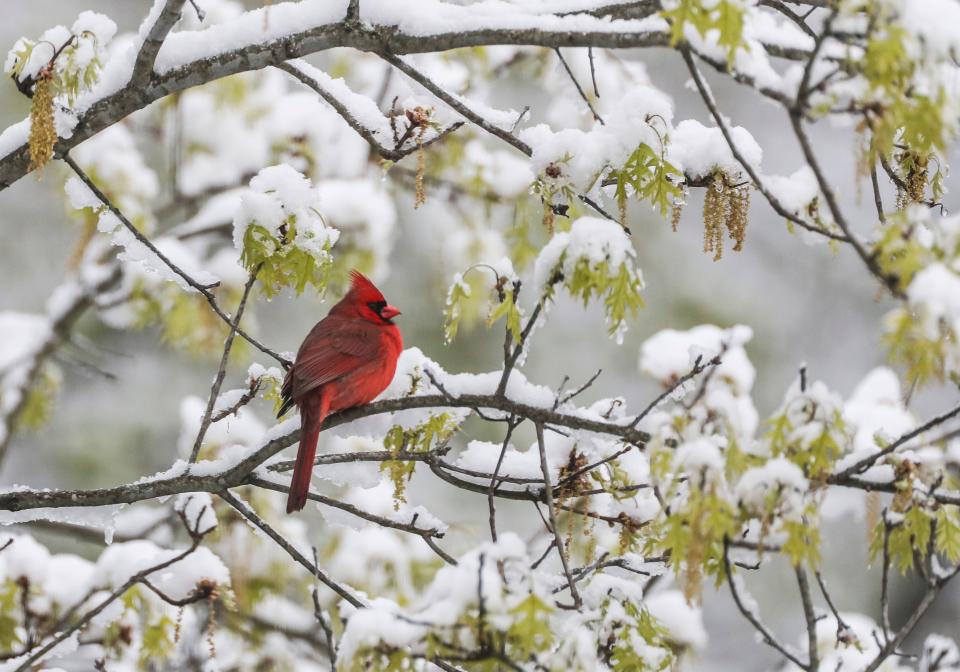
[278,270,403,513]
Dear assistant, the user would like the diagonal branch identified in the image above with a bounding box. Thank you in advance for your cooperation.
[535,422,582,608]
[11,511,214,672]
[132,0,188,87]
[723,538,809,669]
[189,268,261,463]
[381,54,533,156]
[680,48,848,244]
[829,399,960,482]
[218,490,364,608]
[278,61,464,161]
[63,155,289,366]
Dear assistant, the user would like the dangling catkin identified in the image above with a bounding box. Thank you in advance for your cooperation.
[28,73,57,175]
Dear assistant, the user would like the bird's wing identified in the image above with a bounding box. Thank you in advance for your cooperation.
[288,318,383,399]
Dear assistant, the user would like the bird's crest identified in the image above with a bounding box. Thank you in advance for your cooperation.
[348,269,386,303]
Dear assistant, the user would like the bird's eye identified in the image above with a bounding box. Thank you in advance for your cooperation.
[367,301,386,314]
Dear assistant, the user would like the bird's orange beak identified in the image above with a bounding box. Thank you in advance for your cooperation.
[381,304,401,320]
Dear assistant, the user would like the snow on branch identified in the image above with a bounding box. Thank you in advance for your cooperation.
[0,0,819,191]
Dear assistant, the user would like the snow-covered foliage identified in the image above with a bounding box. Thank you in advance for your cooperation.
[0,0,959,670]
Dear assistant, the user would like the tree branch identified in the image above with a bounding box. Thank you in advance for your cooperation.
[535,422,582,609]
[62,154,289,367]
[681,48,849,244]
[189,268,261,463]
[132,0,188,88]
[0,390,650,513]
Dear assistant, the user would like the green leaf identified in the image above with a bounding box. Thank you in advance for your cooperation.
[507,593,554,655]
[487,290,522,343]
[0,581,22,652]
[661,0,746,66]
[936,507,960,563]
[140,614,176,667]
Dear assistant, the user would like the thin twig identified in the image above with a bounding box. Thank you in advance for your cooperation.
[558,369,602,406]
[680,48,849,244]
[830,399,960,481]
[795,565,819,671]
[219,491,363,608]
[62,155,290,366]
[553,48,605,124]
[588,46,600,97]
[723,538,808,669]
[870,163,886,225]
[629,354,719,428]
[310,547,337,672]
[190,268,260,463]
[814,570,851,641]
[489,417,519,541]
[535,422,581,608]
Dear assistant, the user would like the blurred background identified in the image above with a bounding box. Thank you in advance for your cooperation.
[1,1,958,670]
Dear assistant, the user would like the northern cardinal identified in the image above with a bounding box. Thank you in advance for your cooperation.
[278,270,403,513]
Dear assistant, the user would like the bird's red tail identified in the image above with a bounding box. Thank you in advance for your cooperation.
[286,391,330,513]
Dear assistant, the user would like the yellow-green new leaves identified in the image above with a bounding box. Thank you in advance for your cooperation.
[765,379,848,479]
[533,217,645,342]
[139,614,177,668]
[878,208,960,385]
[234,165,340,298]
[443,266,523,345]
[608,601,675,672]
[661,0,748,67]
[16,365,61,431]
[654,487,737,603]
[507,593,554,656]
[337,537,557,671]
[856,6,957,200]
[0,581,21,652]
[382,413,459,508]
[610,143,684,221]
[937,507,960,564]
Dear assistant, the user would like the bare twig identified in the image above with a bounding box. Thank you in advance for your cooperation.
[190,268,261,463]
[553,48,605,124]
[629,353,719,428]
[219,491,363,608]
[489,417,519,542]
[310,547,337,672]
[680,48,849,244]
[62,155,290,366]
[723,538,808,670]
[535,422,581,608]
[830,399,960,481]
[795,565,819,671]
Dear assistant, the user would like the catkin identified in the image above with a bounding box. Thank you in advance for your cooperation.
[906,160,927,204]
[28,74,57,175]
[703,177,727,261]
[671,190,686,232]
[727,184,750,252]
[702,172,750,260]
[414,135,427,209]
